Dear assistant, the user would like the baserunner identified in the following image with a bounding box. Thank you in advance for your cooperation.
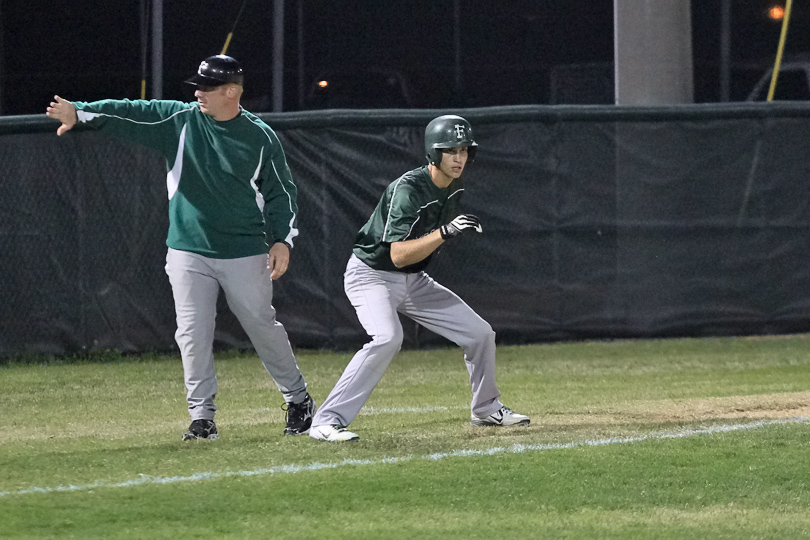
[310,114,530,442]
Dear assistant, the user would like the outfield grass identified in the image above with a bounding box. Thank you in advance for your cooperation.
[1,335,810,539]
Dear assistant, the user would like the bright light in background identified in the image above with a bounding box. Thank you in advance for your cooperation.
[318,80,329,88]
[768,5,786,20]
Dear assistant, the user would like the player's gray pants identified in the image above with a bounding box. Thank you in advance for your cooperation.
[312,254,502,428]
[165,248,307,421]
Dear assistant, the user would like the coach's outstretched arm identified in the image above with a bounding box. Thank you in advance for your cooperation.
[45,96,77,136]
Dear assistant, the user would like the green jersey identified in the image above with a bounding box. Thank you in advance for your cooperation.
[74,99,298,259]
[353,166,463,273]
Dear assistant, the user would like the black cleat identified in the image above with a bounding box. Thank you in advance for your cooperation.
[182,419,219,440]
[282,394,316,435]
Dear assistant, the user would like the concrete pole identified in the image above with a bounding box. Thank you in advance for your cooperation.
[614,0,694,105]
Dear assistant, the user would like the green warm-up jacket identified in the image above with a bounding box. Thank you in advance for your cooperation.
[74,99,299,259]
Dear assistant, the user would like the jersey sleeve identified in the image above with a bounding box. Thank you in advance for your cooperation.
[73,99,193,158]
[381,182,420,244]
[259,132,299,248]
[441,182,465,224]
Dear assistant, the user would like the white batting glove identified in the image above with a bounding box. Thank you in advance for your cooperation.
[440,214,483,240]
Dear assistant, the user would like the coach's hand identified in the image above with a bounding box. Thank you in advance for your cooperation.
[268,242,290,280]
[46,96,78,136]
[440,214,483,240]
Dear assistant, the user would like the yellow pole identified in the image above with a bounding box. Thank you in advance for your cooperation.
[221,33,233,56]
[221,0,247,55]
[767,0,794,101]
[141,79,147,100]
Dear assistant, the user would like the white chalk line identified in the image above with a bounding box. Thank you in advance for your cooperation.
[2,416,807,499]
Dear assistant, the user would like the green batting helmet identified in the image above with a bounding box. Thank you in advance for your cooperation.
[424,115,478,166]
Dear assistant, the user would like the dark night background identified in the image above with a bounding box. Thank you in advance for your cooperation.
[1,0,809,115]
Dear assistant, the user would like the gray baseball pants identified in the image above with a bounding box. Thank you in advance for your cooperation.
[312,254,503,428]
[165,248,308,421]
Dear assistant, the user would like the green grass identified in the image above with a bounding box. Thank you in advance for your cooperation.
[2,335,810,539]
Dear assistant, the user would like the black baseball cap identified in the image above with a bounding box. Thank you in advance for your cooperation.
[185,55,244,87]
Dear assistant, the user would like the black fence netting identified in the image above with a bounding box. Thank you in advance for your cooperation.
[3,103,810,357]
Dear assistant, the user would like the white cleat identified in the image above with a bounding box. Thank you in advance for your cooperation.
[471,406,530,427]
[309,424,360,442]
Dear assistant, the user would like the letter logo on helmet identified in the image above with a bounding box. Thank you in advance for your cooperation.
[424,114,478,166]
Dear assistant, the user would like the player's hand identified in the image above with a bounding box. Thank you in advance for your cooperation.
[45,95,78,136]
[268,242,290,280]
[440,214,483,240]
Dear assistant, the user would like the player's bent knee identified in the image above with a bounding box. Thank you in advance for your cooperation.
[458,324,496,350]
[369,329,404,354]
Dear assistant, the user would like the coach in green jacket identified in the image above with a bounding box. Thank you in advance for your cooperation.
[46,55,315,441]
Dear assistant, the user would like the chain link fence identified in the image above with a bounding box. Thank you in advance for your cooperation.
[4,105,810,358]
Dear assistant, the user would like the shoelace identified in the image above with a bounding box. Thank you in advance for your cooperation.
[282,399,311,423]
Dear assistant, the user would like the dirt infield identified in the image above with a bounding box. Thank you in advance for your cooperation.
[548,392,810,427]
